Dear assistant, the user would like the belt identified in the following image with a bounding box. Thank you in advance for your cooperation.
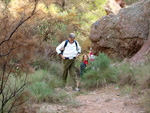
[65,57,76,59]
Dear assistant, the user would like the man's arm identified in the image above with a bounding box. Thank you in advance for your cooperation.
[56,41,65,59]
[76,41,81,58]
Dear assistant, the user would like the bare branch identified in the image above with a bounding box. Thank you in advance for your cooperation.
[0,0,38,112]
[0,47,15,57]
[2,63,16,93]
[0,62,7,94]
[0,0,38,46]
[1,74,28,112]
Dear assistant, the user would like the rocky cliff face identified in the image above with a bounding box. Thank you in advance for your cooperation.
[90,0,150,58]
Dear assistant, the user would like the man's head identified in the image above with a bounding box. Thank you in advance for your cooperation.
[69,33,75,43]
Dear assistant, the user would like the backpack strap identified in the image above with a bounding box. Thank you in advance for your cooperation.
[74,40,77,48]
[60,40,69,54]
[64,40,69,48]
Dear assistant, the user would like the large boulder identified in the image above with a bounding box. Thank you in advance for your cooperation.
[89,0,150,58]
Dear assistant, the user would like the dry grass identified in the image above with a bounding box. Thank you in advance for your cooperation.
[138,74,150,89]
[118,74,137,86]
[140,90,150,113]
[117,62,150,113]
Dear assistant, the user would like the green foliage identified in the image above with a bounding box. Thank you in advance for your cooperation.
[28,70,81,105]
[28,70,68,103]
[2,0,11,7]
[82,52,118,89]
[28,81,72,103]
[0,73,29,112]
[79,0,107,31]
[117,62,137,86]
[29,69,64,88]
[117,62,150,87]
[38,0,107,51]
[88,52,110,71]
[32,57,63,76]
[38,5,80,45]
[38,19,68,45]
[29,81,53,102]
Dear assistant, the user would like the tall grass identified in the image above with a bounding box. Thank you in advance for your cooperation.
[117,62,150,88]
[27,68,66,103]
[117,62,137,86]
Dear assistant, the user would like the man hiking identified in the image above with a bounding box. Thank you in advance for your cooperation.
[56,33,81,91]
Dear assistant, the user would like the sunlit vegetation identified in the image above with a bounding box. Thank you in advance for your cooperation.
[0,0,149,112]
[0,0,107,112]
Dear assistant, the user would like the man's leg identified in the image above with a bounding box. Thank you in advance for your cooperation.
[69,59,77,89]
[62,59,72,87]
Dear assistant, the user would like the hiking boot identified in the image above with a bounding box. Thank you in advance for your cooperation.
[73,87,80,92]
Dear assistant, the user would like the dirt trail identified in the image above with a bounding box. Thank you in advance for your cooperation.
[33,85,144,113]
[70,85,143,113]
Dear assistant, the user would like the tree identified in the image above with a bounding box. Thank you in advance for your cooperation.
[0,0,38,112]
[37,0,107,53]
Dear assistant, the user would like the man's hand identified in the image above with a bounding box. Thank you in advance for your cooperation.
[76,54,80,58]
[60,54,65,59]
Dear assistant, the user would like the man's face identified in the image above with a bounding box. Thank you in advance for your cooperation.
[69,38,75,44]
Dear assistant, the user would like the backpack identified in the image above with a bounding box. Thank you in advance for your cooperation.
[61,40,78,54]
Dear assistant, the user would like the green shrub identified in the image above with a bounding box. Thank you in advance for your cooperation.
[28,69,67,103]
[116,62,136,86]
[28,81,71,103]
[29,70,64,88]
[29,81,53,102]
[82,52,118,89]
[32,57,63,74]
[89,52,110,71]
[117,62,150,87]
[134,64,150,89]
[49,61,63,76]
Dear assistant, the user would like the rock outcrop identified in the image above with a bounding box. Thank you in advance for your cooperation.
[90,0,150,58]
[105,0,121,15]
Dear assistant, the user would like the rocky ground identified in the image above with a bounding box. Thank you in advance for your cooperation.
[32,85,144,113]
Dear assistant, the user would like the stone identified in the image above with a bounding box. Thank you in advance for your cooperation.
[115,0,126,8]
[105,0,121,15]
[89,0,150,59]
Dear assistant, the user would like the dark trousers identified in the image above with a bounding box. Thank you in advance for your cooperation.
[62,59,76,89]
